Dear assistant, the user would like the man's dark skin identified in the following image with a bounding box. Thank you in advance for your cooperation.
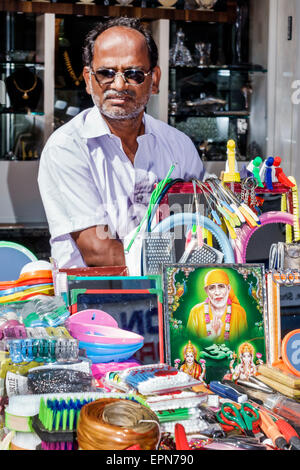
[71,26,161,267]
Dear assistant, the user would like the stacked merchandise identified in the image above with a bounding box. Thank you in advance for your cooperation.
[0,140,300,451]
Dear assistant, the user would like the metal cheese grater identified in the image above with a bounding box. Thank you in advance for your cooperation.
[179,238,224,264]
[142,232,176,275]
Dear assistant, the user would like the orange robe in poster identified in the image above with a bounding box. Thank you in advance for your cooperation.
[187,302,248,342]
[180,362,202,380]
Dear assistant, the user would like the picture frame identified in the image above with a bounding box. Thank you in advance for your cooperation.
[69,285,164,365]
[163,264,267,383]
[265,270,300,365]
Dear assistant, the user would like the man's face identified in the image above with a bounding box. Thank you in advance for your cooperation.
[83,26,161,120]
[205,283,231,310]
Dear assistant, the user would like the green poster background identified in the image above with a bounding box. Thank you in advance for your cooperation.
[164,264,266,383]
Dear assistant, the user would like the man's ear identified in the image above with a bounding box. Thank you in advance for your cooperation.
[83,66,92,95]
[151,65,161,95]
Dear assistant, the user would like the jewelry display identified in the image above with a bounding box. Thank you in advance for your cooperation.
[13,131,42,161]
[63,50,83,87]
[12,75,38,101]
[5,67,43,112]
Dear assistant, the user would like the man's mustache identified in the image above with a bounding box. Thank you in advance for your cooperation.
[103,90,135,99]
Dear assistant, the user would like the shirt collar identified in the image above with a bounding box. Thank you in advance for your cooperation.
[81,105,155,139]
[81,106,111,139]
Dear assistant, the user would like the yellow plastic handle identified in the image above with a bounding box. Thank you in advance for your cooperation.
[223,217,237,239]
[239,206,259,228]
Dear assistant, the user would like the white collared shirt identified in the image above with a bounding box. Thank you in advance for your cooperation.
[38,106,204,268]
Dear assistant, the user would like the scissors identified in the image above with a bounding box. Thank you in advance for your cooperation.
[217,402,260,436]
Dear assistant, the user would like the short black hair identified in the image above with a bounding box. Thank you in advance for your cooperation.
[82,17,158,70]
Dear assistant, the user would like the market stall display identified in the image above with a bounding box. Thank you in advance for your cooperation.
[1,140,300,452]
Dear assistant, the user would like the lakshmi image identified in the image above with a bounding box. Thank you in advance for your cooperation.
[187,269,248,342]
[229,342,262,381]
[178,340,206,383]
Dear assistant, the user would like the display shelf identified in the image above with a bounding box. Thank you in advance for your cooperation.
[0,222,48,230]
[170,111,250,118]
[170,64,267,73]
[0,109,45,116]
[0,0,237,23]
[0,61,44,67]
[0,223,50,260]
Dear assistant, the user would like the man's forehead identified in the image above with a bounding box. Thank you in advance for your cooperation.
[95,26,148,51]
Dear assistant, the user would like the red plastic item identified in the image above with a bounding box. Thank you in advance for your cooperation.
[275,418,300,451]
[273,157,295,188]
[175,423,190,450]
[155,370,178,377]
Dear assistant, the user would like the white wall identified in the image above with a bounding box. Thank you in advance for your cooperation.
[267,0,300,186]
[0,161,46,224]
[147,19,170,123]
[291,0,300,186]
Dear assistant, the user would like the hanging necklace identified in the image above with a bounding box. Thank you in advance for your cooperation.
[13,74,38,100]
[204,302,232,340]
[63,50,83,86]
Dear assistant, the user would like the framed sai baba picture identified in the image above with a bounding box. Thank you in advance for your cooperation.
[163,264,267,383]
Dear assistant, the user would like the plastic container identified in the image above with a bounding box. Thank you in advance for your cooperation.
[265,394,300,427]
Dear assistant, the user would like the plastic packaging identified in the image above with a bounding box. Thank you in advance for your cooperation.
[10,431,41,450]
[27,368,95,394]
[265,394,300,427]
[0,295,69,328]
[106,363,202,396]
[6,337,79,364]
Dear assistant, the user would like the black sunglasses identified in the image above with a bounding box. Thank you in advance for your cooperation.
[91,68,152,86]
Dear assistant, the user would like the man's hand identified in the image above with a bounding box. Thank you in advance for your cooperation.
[71,225,125,267]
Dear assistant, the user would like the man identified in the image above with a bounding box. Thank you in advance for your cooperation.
[187,269,247,342]
[38,17,204,268]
